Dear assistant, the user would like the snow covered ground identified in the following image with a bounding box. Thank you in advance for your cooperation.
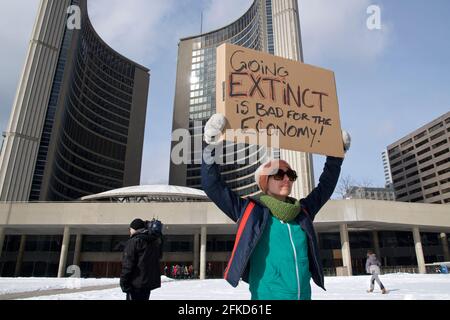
[1,274,449,300]
[0,277,119,296]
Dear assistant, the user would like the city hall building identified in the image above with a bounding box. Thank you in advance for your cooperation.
[0,0,448,282]
[0,186,449,279]
[0,0,149,202]
[170,0,315,200]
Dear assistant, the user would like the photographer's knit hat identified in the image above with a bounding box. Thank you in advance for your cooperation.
[130,218,145,231]
[254,159,292,194]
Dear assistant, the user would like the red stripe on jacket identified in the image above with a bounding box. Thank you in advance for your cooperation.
[224,201,255,280]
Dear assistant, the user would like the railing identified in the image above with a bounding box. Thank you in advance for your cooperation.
[380,266,419,274]
[325,266,422,276]
[323,268,337,277]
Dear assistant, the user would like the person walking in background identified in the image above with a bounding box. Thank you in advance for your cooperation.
[206,262,212,279]
[120,218,163,300]
[366,249,388,294]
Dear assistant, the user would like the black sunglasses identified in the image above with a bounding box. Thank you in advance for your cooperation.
[270,169,298,182]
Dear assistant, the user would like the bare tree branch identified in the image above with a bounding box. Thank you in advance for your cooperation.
[336,175,376,199]
[359,178,373,188]
[336,174,355,199]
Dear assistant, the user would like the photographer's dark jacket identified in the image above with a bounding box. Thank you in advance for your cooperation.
[201,155,343,291]
[120,229,162,292]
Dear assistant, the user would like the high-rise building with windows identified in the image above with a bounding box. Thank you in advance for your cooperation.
[0,0,149,201]
[170,0,314,198]
[382,149,393,189]
[387,112,450,204]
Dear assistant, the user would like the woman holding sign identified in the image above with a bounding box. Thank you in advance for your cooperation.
[201,113,351,300]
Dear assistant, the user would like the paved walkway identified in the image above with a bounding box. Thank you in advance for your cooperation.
[0,284,119,300]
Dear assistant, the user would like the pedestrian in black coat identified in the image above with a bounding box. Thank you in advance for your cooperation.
[120,218,163,300]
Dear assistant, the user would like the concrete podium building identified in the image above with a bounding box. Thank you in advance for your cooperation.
[170,0,315,199]
[344,186,395,201]
[0,0,149,202]
[0,187,449,278]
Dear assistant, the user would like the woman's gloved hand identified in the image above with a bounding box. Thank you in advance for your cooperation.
[342,130,351,153]
[204,113,226,145]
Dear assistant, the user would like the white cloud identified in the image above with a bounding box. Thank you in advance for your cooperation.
[299,0,390,63]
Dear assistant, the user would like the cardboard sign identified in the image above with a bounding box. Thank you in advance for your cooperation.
[216,43,344,158]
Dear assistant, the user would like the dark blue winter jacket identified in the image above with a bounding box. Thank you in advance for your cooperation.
[201,154,343,290]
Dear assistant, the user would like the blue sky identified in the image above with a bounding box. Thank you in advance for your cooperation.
[0,0,449,192]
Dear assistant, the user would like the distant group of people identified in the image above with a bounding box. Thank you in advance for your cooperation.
[163,262,214,279]
[434,264,449,274]
[164,264,195,279]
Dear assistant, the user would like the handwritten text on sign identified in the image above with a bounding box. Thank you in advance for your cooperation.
[216,43,344,157]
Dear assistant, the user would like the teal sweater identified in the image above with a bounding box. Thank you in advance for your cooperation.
[249,215,312,300]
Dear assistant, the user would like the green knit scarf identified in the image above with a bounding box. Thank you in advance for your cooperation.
[258,195,301,223]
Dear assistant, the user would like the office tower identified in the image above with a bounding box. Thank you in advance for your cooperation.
[382,149,393,188]
[170,0,314,198]
[387,112,450,204]
[0,0,149,201]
